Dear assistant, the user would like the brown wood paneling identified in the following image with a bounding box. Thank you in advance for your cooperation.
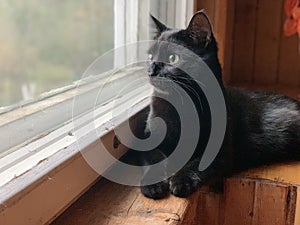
[278,0,300,87]
[252,182,296,225]
[214,0,235,84]
[231,0,258,83]
[51,176,300,225]
[253,0,283,84]
[278,35,300,86]
[295,187,300,225]
[195,0,216,27]
[223,178,255,225]
[196,192,223,225]
[196,0,300,87]
[51,179,211,225]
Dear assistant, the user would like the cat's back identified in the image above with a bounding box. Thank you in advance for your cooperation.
[225,86,300,168]
[225,86,300,124]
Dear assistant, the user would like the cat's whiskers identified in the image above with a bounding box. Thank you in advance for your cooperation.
[175,75,206,88]
[169,76,204,112]
[166,79,184,106]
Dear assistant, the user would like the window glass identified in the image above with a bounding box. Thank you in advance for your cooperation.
[0,0,114,107]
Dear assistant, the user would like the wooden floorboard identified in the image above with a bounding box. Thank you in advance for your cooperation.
[51,178,211,225]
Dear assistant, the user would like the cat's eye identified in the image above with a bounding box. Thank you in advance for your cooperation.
[148,54,153,61]
[169,54,180,64]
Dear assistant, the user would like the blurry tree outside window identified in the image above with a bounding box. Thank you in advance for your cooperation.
[0,0,114,107]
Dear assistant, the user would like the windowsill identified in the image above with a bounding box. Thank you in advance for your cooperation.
[0,67,152,225]
[51,163,300,225]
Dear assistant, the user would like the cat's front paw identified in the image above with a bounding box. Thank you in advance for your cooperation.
[140,180,169,199]
[169,173,201,198]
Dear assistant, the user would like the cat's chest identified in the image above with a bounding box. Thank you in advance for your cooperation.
[150,96,179,119]
[147,97,180,134]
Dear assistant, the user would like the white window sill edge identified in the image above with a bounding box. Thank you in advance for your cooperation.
[0,68,152,225]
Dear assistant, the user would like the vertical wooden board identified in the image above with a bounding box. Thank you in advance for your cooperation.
[294,187,300,225]
[231,0,258,83]
[253,0,283,84]
[214,0,235,84]
[195,0,216,27]
[252,182,296,225]
[278,35,300,86]
[196,192,222,225]
[223,178,255,225]
[278,0,300,87]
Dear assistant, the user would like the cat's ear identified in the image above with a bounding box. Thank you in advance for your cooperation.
[186,10,213,47]
[150,14,167,38]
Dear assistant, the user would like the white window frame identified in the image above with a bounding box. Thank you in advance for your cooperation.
[0,1,194,224]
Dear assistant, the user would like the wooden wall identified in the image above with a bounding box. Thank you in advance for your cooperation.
[195,0,300,88]
[197,177,298,225]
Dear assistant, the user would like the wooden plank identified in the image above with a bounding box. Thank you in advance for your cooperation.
[195,0,216,27]
[278,0,300,87]
[240,162,300,184]
[295,187,300,225]
[0,129,129,225]
[0,153,100,225]
[51,169,300,225]
[214,0,235,84]
[278,32,300,86]
[253,0,283,84]
[231,0,258,83]
[223,178,255,225]
[252,182,296,225]
[51,179,204,225]
[195,0,235,84]
[196,192,223,225]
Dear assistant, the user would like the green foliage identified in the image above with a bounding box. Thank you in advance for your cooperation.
[0,0,114,106]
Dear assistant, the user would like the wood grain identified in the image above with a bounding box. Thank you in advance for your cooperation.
[252,182,296,225]
[214,0,235,84]
[295,187,300,225]
[51,173,300,225]
[196,192,223,225]
[231,0,258,83]
[278,35,300,86]
[51,179,204,225]
[253,0,283,84]
[223,178,255,225]
[195,0,216,27]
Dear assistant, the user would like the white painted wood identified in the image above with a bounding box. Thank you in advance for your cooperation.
[125,0,139,65]
[175,0,187,29]
[166,0,176,27]
[0,89,151,203]
[0,68,145,155]
[0,71,151,188]
[114,0,126,68]
[186,0,194,27]
[138,0,150,41]
[149,0,193,29]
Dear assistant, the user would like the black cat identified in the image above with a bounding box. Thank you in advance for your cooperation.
[126,11,300,199]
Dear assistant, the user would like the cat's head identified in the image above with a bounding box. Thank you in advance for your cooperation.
[147,11,222,92]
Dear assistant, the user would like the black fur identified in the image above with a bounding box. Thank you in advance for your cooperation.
[126,11,300,199]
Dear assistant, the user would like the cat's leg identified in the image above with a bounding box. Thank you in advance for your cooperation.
[140,150,170,199]
[169,158,203,197]
[169,157,225,197]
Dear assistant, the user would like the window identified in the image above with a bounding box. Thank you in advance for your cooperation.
[0,1,194,224]
[0,0,114,108]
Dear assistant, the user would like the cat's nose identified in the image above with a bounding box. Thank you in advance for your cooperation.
[147,63,161,77]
